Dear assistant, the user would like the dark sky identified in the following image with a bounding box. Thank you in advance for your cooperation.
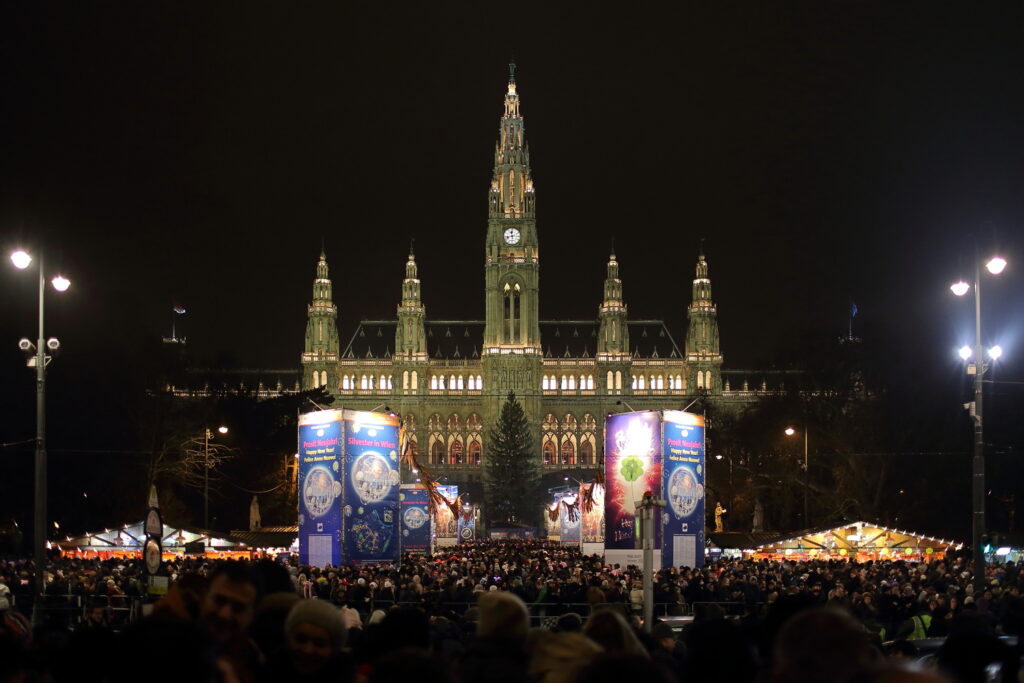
[2,4,1023,405]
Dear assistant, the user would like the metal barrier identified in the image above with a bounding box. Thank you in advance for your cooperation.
[30,593,144,629]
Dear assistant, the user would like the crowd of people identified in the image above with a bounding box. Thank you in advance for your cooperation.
[1,539,1022,682]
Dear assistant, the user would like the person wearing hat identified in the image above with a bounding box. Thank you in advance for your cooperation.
[263,599,353,682]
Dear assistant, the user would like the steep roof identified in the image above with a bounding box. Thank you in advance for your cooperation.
[342,319,684,361]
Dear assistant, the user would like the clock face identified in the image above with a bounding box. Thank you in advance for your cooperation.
[503,228,521,245]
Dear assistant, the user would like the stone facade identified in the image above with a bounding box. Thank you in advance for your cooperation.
[300,67,766,493]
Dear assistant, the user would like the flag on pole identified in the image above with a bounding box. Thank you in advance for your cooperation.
[172,302,186,315]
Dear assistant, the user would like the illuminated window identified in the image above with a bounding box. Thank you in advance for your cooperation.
[615,370,622,390]
[431,375,438,390]
[561,440,575,465]
[431,440,445,465]
[586,375,594,390]
[411,370,418,390]
[568,376,576,390]
[705,371,713,390]
[469,440,482,465]
[361,375,369,390]
[542,376,549,391]
[477,375,483,390]
[450,439,463,465]
[606,371,613,392]
[403,370,409,389]
[543,440,556,464]
[697,372,704,389]
[457,375,464,390]
[580,440,594,465]
[342,375,350,390]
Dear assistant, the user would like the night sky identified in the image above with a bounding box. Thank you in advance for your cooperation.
[2,4,1023,533]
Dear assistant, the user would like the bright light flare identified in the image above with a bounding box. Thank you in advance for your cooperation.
[10,250,32,269]
[784,427,796,436]
[988,345,1003,360]
[959,345,973,360]
[51,274,70,291]
[986,257,1007,275]
[950,281,970,297]
[217,426,229,434]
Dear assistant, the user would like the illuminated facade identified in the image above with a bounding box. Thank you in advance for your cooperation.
[301,66,758,488]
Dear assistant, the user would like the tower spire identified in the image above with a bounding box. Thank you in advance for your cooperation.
[397,248,427,359]
[686,247,722,393]
[598,251,628,357]
[508,59,516,84]
[302,250,340,389]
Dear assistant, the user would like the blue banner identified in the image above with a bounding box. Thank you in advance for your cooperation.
[298,410,344,568]
[662,411,706,569]
[457,506,476,543]
[341,410,401,566]
[400,486,431,554]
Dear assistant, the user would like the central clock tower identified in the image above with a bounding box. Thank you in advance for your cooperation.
[483,63,542,420]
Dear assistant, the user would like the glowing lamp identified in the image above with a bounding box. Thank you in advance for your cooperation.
[986,257,1007,275]
[988,345,1003,360]
[950,281,970,297]
[10,250,32,269]
[217,426,228,434]
[52,274,70,292]
[784,427,796,436]
[958,345,973,360]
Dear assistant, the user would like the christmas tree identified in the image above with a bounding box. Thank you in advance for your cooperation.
[484,391,542,526]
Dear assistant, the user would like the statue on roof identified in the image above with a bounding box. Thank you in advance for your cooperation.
[249,495,261,531]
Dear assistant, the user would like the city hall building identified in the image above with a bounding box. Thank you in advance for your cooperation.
[299,68,771,492]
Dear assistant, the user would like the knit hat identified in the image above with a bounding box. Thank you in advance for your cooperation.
[285,600,347,648]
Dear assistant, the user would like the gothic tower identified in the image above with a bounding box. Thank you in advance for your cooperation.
[302,249,340,390]
[395,244,428,394]
[482,62,542,423]
[685,248,723,393]
[597,250,630,395]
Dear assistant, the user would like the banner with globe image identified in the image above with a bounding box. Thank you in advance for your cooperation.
[400,485,431,554]
[341,410,401,566]
[298,410,344,568]
[604,411,663,553]
[662,411,705,569]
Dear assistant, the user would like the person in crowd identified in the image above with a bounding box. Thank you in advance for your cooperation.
[262,598,352,682]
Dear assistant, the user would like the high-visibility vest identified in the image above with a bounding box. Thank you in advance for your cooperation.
[909,614,932,640]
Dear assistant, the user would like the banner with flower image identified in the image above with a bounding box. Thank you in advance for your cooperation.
[604,411,663,551]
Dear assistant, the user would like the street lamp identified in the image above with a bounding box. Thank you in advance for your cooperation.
[9,249,71,600]
[950,253,1006,596]
[204,426,228,542]
[785,426,809,527]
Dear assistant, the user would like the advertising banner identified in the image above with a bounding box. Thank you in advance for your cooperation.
[457,506,476,543]
[433,485,459,547]
[341,410,401,566]
[581,483,605,548]
[662,410,706,569]
[559,493,581,545]
[298,410,344,568]
[545,500,561,539]
[400,485,431,555]
[604,411,663,567]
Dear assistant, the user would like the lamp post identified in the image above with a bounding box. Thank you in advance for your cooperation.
[203,425,229,543]
[9,250,70,600]
[785,426,809,527]
[950,254,1007,596]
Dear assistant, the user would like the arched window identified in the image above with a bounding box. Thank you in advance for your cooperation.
[469,440,482,465]
[580,440,594,465]
[457,375,464,390]
[411,370,418,390]
[586,375,594,390]
[615,371,622,390]
[476,375,483,390]
[439,376,445,390]
[697,372,704,389]
[561,440,575,465]
[607,371,613,392]
[568,376,576,390]
[561,375,567,390]
[431,440,445,465]
[638,376,645,390]
[677,374,684,391]
[450,375,456,391]
[431,375,438,390]
[342,375,350,390]
[403,370,409,389]
[543,440,556,464]
[503,282,522,344]
[450,439,464,465]
[312,372,320,389]
[705,371,713,390]
[321,371,328,387]
[447,414,462,432]
[657,375,664,390]
[360,375,369,390]
[542,376,549,391]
